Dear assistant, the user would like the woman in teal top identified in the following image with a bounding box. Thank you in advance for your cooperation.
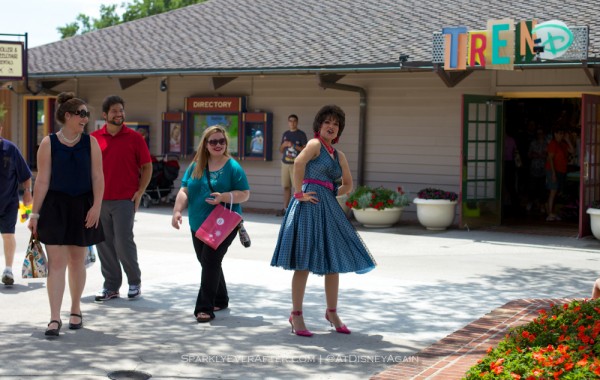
[172,125,250,323]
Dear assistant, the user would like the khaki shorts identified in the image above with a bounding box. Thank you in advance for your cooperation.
[281,163,294,188]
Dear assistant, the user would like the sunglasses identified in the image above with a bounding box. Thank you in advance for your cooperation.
[73,110,91,118]
[207,138,227,146]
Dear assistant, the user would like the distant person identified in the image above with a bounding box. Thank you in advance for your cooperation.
[28,92,104,336]
[278,114,307,216]
[271,105,376,337]
[545,127,574,222]
[527,128,548,214]
[171,125,250,323]
[0,121,33,286]
[503,132,520,216]
[91,95,152,301]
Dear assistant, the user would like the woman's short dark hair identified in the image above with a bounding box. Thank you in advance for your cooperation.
[102,95,125,114]
[312,105,345,144]
[55,92,86,124]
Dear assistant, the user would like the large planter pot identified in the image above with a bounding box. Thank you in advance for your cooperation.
[413,198,457,230]
[587,208,600,240]
[352,207,403,228]
[336,194,351,217]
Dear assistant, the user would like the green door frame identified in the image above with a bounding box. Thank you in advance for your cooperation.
[460,94,504,229]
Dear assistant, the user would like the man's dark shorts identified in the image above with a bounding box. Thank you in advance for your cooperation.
[0,201,18,234]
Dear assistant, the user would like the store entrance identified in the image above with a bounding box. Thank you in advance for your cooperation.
[501,98,580,235]
[23,96,56,169]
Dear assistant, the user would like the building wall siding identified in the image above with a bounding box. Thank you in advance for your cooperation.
[11,68,600,216]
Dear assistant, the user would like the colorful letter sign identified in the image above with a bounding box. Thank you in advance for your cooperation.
[441,19,574,71]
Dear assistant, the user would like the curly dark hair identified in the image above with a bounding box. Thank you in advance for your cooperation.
[312,104,345,144]
[55,92,86,124]
[102,95,125,114]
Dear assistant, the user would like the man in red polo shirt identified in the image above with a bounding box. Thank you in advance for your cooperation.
[91,95,152,301]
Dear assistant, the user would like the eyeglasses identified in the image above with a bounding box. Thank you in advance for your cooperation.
[74,110,91,118]
[207,138,227,146]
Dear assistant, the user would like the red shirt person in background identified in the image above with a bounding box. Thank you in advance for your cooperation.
[544,127,573,222]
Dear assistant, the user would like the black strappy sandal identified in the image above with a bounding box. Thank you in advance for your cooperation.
[69,313,83,330]
[45,320,62,336]
[196,312,215,323]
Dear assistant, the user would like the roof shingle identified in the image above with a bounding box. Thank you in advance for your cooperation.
[28,0,600,77]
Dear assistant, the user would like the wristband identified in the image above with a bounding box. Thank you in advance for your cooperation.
[293,192,304,200]
[29,213,40,219]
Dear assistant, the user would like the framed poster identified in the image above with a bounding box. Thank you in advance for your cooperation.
[241,112,273,161]
[127,122,150,148]
[162,112,186,155]
[168,122,182,153]
[189,113,240,157]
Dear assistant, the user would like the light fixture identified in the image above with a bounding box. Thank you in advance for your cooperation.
[398,54,410,68]
[160,79,168,92]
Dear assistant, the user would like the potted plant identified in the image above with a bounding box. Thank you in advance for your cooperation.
[346,185,410,228]
[413,187,458,230]
[586,200,600,240]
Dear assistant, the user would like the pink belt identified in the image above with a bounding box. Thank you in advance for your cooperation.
[303,178,334,191]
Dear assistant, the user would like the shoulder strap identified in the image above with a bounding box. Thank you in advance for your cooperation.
[205,165,215,193]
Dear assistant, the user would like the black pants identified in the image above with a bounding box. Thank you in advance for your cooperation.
[190,228,237,317]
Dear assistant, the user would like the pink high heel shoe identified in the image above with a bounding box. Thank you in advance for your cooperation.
[289,311,313,337]
[325,308,351,334]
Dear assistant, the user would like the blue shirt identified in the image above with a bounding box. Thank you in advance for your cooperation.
[181,158,250,232]
[49,134,93,196]
[281,129,308,164]
[0,138,32,207]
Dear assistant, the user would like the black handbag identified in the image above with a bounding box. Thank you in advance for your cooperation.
[239,221,251,248]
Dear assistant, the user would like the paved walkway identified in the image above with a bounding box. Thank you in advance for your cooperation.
[1,205,599,379]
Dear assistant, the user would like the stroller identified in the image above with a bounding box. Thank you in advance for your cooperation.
[141,154,180,208]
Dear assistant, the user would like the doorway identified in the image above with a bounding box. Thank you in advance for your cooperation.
[501,97,580,235]
[23,96,56,168]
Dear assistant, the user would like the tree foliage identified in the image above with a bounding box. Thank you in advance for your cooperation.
[58,0,204,39]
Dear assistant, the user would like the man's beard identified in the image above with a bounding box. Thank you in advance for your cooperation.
[108,118,124,127]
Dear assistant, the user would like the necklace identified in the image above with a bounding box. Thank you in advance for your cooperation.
[318,136,335,155]
[58,130,81,144]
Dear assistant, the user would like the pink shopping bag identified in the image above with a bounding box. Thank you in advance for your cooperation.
[195,203,242,250]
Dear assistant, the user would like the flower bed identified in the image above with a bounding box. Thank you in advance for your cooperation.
[464,299,600,379]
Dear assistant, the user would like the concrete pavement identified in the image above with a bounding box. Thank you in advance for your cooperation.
[1,205,599,379]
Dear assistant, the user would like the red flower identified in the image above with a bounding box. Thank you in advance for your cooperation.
[564,362,574,371]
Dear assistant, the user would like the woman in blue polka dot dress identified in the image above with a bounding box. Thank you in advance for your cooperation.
[271,105,376,337]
